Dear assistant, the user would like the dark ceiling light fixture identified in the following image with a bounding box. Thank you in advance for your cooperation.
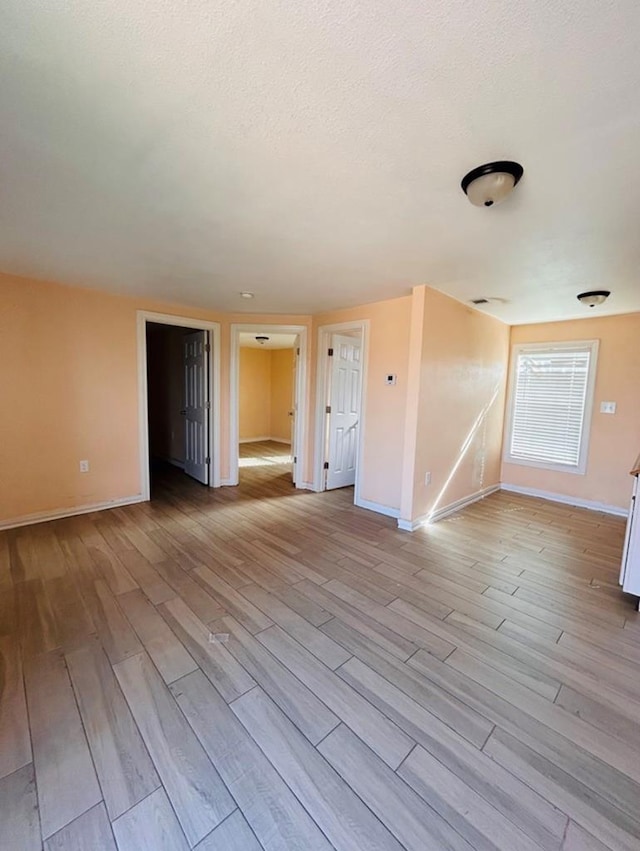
[461,161,524,207]
[577,290,610,308]
[255,335,270,345]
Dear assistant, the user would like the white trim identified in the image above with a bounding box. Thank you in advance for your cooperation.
[137,311,221,501]
[238,437,292,445]
[397,484,501,531]
[229,324,308,488]
[313,320,370,506]
[503,339,599,476]
[0,495,145,531]
[500,483,628,517]
[356,498,400,519]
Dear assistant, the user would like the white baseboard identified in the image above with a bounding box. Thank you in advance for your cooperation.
[500,483,628,517]
[238,437,292,445]
[397,484,501,531]
[355,497,400,519]
[0,495,146,531]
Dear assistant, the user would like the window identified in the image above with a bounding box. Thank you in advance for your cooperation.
[504,341,599,474]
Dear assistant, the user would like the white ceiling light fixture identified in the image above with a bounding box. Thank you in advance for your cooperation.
[461,161,524,208]
[577,290,610,308]
[239,291,254,299]
[255,335,270,345]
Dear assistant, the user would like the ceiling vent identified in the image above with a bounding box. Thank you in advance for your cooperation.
[470,298,490,305]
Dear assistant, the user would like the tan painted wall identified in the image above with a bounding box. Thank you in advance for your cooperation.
[239,347,272,440]
[238,347,294,442]
[0,275,141,520]
[0,272,310,523]
[311,296,413,511]
[406,287,509,522]
[503,313,640,510]
[270,348,294,442]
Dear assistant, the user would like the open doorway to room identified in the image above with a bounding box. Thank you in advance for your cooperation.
[229,324,308,489]
[137,311,220,500]
[313,321,368,506]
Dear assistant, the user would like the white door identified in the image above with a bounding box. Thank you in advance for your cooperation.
[183,330,209,484]
[290,337,299,484]
[326,334,362,490]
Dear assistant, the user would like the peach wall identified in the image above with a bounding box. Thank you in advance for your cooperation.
[311,295,413,511]
[0,272,310,524]
[407,287,509,522]
[239,348,272,440]
[0,276,140,520]
[270,348,294,442]
[502,314,640,510]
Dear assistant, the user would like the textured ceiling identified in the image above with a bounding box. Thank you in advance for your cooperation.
[1,1,640,323]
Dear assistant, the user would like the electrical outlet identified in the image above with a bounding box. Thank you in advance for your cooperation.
[79,460,89,473]
[600,401,616,414]
[424,472,432,486]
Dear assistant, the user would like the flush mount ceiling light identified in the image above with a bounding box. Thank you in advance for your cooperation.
[255,335,270,345]
[239,291,254,299]
[461,161,524,208]
[577,290,610,308]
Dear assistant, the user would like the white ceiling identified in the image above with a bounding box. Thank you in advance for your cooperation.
[1,1,640,324]
[239,332,296,349]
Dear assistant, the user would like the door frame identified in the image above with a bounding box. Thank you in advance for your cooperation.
[229,323,309,487]
[137,310,221,500]
[313,320,369,505]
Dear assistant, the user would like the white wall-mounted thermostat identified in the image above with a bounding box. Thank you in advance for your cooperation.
[385,374,397,385]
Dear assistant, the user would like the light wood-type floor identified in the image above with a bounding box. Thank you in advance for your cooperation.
[1,441,640,850]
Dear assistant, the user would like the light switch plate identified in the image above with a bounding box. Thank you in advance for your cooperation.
[385,374,397,385]
[600,401,616,414]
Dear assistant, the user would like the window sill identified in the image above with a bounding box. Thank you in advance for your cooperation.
[503,456,587,476]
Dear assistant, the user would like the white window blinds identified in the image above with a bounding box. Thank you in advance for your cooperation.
[508,344,597,470]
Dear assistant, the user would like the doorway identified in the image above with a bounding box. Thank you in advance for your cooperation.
[229,324,308,487]
[137,311,220,500]
[314,321,368,505]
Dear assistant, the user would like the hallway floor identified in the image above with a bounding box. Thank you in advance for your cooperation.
[1,456,639,850]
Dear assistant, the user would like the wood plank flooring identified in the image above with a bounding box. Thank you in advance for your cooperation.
[1,440,639,850]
